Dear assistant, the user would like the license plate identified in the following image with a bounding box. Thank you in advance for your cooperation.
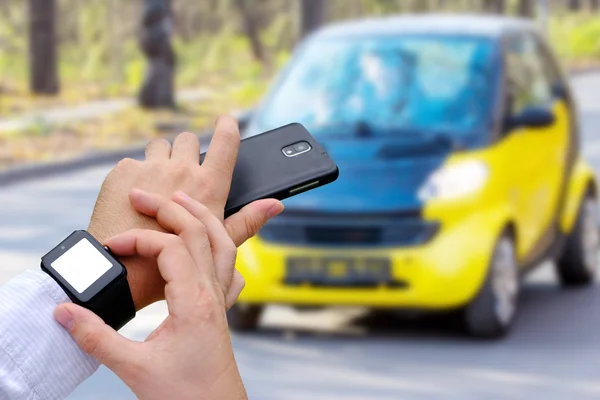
[285,257,391,286]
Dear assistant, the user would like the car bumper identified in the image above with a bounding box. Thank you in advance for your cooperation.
[236,208,509,310]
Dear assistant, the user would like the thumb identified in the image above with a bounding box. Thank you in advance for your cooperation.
[224,199,284,247]
[54,303,139,371]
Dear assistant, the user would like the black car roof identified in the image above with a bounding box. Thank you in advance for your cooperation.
[315,14,538,40]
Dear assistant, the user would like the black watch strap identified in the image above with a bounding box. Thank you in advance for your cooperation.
[41,230,136,331]
[85,272,136,331]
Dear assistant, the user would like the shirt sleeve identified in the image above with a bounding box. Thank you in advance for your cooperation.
[0,269,99,400]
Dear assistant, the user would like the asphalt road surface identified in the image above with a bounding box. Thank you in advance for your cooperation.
[1,73,600,399]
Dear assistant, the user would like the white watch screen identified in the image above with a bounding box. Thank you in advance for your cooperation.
[51,238,113,294]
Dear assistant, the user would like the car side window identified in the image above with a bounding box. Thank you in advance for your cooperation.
[505,33,554,116]
[533,36,568,99]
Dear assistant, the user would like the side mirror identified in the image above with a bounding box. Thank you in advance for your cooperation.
[510,106,555,129]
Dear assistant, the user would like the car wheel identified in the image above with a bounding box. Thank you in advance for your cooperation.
[227,304,263,332]
[556,195,599,286]
[461,234,520,338]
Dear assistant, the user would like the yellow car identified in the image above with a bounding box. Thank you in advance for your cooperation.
[229,15,598,337]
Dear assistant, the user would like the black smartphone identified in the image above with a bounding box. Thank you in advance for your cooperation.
[201,123,339,218]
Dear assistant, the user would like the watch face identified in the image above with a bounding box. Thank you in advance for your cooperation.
[41,231,125,303]
[51,238,113,294]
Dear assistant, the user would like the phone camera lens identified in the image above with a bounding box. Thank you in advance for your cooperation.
[294,142,309,152]
[284,148,295,155]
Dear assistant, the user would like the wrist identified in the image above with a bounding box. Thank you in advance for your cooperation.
[87,228,148,312]
[118,257,161,312]
[88,220,164,312]
[208,365,247,400]
[204,347,247,400]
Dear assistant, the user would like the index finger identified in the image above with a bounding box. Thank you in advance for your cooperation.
[105,229,207,315]
[202,115,240,194]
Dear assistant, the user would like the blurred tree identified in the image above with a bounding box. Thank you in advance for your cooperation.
[28,0,59,94]
[408,0,429,12]
[518,0,536,17]
[300,0,325,38]
[568,0,582,9]
[108,0,123,83]
[139,0,176,109]
[436,0,449,9]
[235,0,267,64]
[331,0,363,19]
[483,0,506,13]
[583,0,600,10]
[351,0,364,17]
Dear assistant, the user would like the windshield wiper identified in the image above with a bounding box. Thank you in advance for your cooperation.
[354,121,372,138]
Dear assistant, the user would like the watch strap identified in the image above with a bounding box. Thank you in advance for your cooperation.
[86,272,136,331]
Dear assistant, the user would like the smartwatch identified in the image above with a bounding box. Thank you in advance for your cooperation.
[41,230,136,331]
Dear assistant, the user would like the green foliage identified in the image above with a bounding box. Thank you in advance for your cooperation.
[0,0,276,116]
[549,15,600,66]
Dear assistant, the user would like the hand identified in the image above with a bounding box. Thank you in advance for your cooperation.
[129,189,243,307]
[88,116,284,310]
[55,193,247,400]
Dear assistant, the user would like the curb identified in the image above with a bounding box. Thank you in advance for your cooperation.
[1,69,600,187]
[0,144,147,186]
[0,132,214,187]
[569,66,600,77]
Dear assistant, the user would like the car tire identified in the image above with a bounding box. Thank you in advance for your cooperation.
[227,304,263,332]
[460,234,520,339]
[556,195,599,286]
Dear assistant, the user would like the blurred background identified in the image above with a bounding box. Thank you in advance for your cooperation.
[0,0,599,167]
[2,0,600,399]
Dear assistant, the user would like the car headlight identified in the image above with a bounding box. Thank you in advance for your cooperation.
[418,160,489,201]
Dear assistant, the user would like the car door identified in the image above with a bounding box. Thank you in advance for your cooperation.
[529,33,574,251]
[503,32,559,258]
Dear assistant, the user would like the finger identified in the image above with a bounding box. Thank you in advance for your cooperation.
[105,229,201,313]
[145,138,171,160]
[225,270,245,309]
[54,303,141,375]
[224,199,284,247]
[128,189,217,282]
[202,115,240,197]
[172,191,238,296]
[170,131,200,163]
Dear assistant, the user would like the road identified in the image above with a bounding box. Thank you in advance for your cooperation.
[1,73,600,399]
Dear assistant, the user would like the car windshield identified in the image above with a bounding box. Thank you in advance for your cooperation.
[256,35,498,142]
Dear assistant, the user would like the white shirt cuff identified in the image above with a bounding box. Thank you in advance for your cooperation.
[0,269,100,400]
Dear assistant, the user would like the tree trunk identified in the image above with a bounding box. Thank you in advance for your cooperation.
[138,0,176,109]
[569,0,582,10]
[483,0,506,14]
[28,0,59,94]
[585,0,599,11]
[410,0,429,12]
[518,0,536,17]
[234,0,266,64]
[300,0,325,39]
[436,0,448,9]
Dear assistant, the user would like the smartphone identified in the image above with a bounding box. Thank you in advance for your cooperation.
[200,123,339,218]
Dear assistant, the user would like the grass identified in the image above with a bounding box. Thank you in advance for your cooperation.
[549,14,600,69]
[0,29,278,168]
[0,29,276,115]
[0,81,273,168]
